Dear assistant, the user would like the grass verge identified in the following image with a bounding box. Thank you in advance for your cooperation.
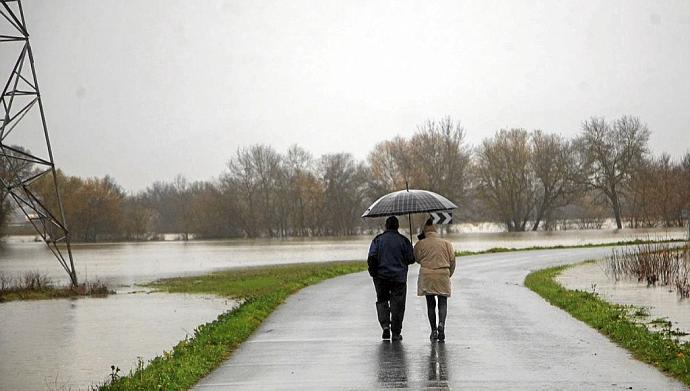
[457,238,687,257]
[99,261,367,391]
[525,263,690,386]
[0,271,111,303]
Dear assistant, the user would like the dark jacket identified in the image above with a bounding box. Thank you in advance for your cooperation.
[367,229,415,283]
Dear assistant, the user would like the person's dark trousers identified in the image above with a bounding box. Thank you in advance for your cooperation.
[373,277,407,335]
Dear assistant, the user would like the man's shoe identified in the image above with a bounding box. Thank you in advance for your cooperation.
[382,327,391,340]
[430,329,438,341]
[437,324,445,341]
[392,334,403,341]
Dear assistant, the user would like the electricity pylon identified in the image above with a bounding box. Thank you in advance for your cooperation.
[0,0,77,287]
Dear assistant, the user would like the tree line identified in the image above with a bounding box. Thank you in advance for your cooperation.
[3,115,688,241]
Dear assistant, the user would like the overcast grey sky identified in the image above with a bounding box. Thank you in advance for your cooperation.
[6,0,690,191]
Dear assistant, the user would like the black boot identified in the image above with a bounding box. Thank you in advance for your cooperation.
[437,323,445,342]
[376,302,391,339]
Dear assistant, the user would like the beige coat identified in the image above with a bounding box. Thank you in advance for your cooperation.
[414,229,456,297]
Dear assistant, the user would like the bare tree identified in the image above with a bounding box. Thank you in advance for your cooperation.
[626,156,656,228]
[367,136,413,196]
[576,116,650,229]
[319,153,368,236]
[682,153,690,214]
[410,117,470,207]
[475,128,537,231]
[530,131,580,230]
[281,145,315,237]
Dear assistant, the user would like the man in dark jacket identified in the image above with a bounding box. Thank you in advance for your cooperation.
[368,216,415,341]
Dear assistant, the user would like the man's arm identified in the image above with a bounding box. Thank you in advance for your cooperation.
[367,238,378,277]
[403,237,415,265]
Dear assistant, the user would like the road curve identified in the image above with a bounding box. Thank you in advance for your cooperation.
[194,247,687,390]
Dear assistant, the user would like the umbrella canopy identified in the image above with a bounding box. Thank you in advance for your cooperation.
[361,189,457,218]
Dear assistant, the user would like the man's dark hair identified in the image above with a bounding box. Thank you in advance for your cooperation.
[385,216,399,230]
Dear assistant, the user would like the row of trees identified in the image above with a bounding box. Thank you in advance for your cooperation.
[6,115,689,241]
[474,116,661,231]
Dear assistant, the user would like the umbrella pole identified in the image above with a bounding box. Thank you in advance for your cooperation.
[408,213,413,243]
[405,181,413,243]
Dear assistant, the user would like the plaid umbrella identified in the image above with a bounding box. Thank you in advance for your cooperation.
[362,188,457,242]
[361,189,457,218]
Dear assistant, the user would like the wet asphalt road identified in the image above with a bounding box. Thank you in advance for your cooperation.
[194,248,687,390]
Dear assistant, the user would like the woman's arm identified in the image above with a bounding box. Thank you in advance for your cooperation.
[447,242,456,277]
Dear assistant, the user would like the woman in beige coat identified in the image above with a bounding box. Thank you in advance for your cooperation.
[414,219,456,341]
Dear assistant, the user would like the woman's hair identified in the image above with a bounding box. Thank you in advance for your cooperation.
[422,217,437,233]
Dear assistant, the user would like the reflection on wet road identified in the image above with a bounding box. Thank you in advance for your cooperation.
[376,341,450,389]
[425,342,448,389]
[376,341,409,388]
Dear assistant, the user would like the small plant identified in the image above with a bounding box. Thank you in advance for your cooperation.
[20,270,53,290]
[606,242,690,299]
[0,271,113,302]
[109,365,120,383]
[0,271,12,291]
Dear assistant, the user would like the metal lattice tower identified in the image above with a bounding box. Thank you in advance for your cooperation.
[1,0,77,286]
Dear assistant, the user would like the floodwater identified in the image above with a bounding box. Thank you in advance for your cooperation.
[1,227,685,287]
[558,260,690,335]
[0,227,686,390]
[0,291,236,391]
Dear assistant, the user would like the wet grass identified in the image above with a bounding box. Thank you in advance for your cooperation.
[456,238,687,257]
[99,261,367,391]
[525,263,690,386]
[0,271,111,303]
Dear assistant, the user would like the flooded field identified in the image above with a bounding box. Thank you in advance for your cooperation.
[0,227,686,390]
[558,260,690,335]
[1,227,684,287]
[0,291,236,391]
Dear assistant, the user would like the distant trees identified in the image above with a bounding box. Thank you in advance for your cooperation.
[31,171,130,241]
[367,117,471,211]
[475,128,537,232]
[627,153,688,228]
[410,118,471,208]
[220,147,369,237]
[319,153,369,236]
[576,116,650,229]
[0,146,35,235]
[2,115,687,241]
[474,129,579,232]
[530,131,580,230]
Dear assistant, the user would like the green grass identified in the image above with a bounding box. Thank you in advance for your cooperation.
[0,287,108,302]
[456,238,687,257]
[0,274,111,303]
[99,261,367,391]
[525,263,690,386]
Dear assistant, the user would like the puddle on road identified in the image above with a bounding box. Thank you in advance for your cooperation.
[0,290,237,391]
[558,262,690,335]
